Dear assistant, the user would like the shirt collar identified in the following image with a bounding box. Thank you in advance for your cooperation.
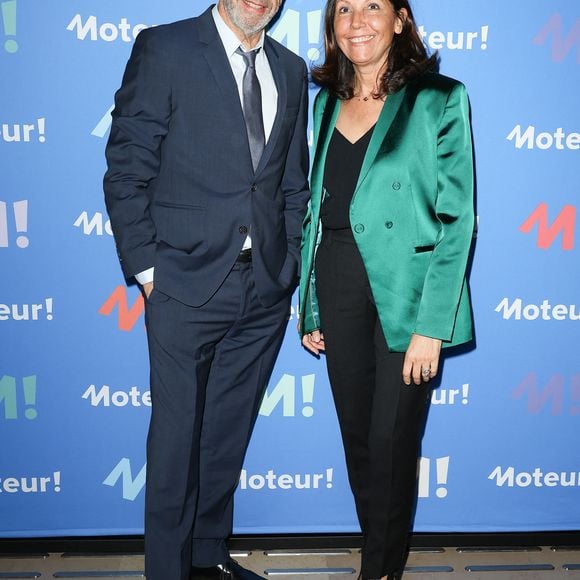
[212,4,265,57]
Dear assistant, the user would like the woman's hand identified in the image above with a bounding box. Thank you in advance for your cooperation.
[403,334,442,385]
[302,330,326,356]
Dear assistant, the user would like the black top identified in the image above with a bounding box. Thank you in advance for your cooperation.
[321,125,375,230]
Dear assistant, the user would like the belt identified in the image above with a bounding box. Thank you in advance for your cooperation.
[236,248,252,263]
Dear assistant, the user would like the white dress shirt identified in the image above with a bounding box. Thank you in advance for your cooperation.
[135,6,278,285]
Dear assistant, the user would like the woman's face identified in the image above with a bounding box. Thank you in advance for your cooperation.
[333,0,405,71]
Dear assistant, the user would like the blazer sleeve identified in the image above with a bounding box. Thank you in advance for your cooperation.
[299,89,329,335]
[103,29,172,279]
[280,61,310,264]
[414,82,474,341]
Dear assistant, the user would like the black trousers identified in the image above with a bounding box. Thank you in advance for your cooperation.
[144,262,290,580]
[315,229,430,579]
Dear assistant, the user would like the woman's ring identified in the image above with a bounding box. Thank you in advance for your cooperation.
[421,368,430,377]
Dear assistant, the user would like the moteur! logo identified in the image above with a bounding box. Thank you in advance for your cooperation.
[507,125,580,151]
[103,458,145,501]
[74,211,113,236]
[92,106,114,138]
[489,465,580,488]
[520,203,576,251]
[99,286,144,332]
[534,13,580,63]
[239,468,334,491]
[431,383,470,406]
[1,119,46,143]
[495,298,580,321]
[1,0,17,53]
[0,472,61,493]
[0,200,29,248]
[66,15,151,43]
[512,372,580,416]
[0,299,53,322]
[0,375,38,420]
[82,384,151,408]
[418,456,450,499]
[259,374,315,418]
[418,24,489,51]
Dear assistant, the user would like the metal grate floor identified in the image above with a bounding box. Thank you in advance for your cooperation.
[1,546,580,579]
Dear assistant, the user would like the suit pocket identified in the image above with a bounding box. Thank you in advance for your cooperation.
[146,287,171,304]
[153,202,207,254]
[155,200,206,210]
[414,244,435,254]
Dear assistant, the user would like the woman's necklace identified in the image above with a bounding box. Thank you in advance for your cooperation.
[354,87,380,102]
[355,92,372,102]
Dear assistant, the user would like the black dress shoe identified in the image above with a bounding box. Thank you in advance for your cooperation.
[190,564,221,579]
[357,572,403,580]
[191,559,263,580]
[221,558,264,579]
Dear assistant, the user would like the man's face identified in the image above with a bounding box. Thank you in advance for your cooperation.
[220,0,282,39]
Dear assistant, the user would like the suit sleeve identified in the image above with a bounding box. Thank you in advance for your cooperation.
[103,29,172,279]
[280,61,310,266]
[299,89,328,335]
[414,82,474,341]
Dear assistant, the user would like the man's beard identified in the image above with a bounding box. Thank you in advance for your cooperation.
[222,0,277,37]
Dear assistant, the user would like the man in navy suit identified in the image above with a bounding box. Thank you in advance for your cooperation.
[104,0,309,577]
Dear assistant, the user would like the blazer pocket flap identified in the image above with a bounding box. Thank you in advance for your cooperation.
[414,244,435,254]
[154,200,206,211]
[153,203,207,253]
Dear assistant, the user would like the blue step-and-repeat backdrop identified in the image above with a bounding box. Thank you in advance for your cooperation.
[1,0,579,537]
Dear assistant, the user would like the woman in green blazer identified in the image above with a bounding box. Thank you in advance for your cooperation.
[299,0,474,578]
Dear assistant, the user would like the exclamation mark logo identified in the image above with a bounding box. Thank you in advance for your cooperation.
[0,201,8,247]
[53,471,62,492]
[22,375,37,420]
[1,0,18,53]
[0,200,28,248]
[461,383,470,405]
[418,457,430,498]
[436,456,450,498]
[481,25,489,50]
[45,298,53,321]
[301,374,315,417]
[418,456,450,498]
[325,468,333,489]
[306,10,322,62]
[14,199,28,248]
[37,118,46,143]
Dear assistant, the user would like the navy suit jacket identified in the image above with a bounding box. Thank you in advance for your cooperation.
[104,7,309,307]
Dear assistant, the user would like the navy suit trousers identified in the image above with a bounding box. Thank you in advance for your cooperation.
[143,262,290,580]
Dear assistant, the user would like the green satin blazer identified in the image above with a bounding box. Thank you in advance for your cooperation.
[299,73,475,352]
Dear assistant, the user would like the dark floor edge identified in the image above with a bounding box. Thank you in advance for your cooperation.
[1,532,579,554]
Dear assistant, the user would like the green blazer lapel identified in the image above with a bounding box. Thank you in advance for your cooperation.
[310,95,339,204]
[354,85,407,195]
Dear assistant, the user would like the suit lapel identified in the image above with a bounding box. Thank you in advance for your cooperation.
[254,38,286,175]
[310,94,340,205]
[353,85,407,195]
[197,9,253,173]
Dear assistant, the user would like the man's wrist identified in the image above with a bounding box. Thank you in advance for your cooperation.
[135,267,154,285]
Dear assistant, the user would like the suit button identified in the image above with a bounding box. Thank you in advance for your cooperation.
[354,223,365,234]
[239,225,248,234]
[251,184,257,192]
[392,181,401,190]
[385,221,394,229]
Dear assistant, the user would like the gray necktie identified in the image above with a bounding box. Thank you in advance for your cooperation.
[236,47,265,171]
